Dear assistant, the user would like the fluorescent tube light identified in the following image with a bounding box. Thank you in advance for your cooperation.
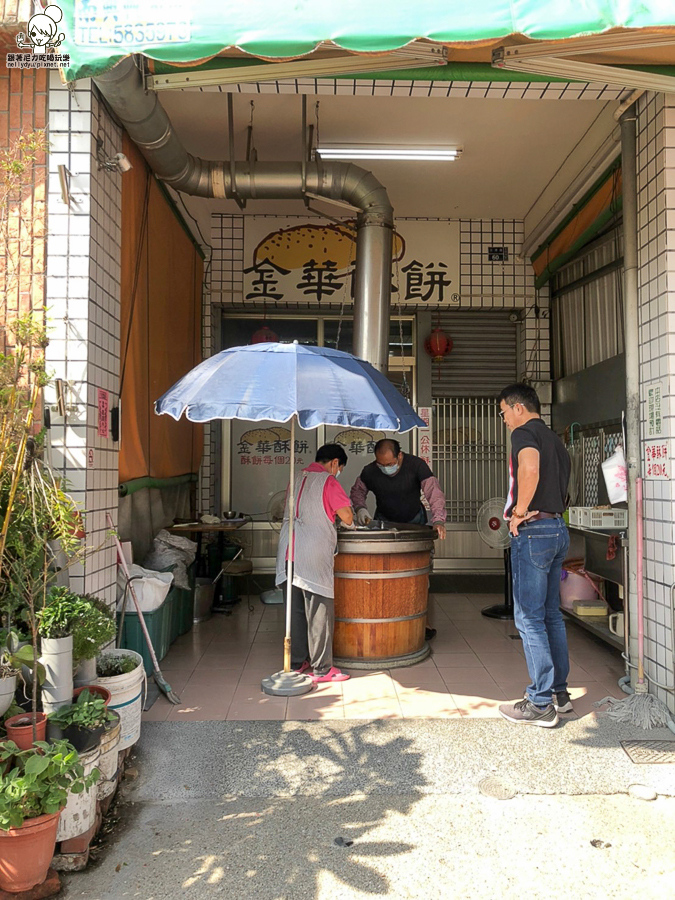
[149,45,447,91]
[316,144,462,162]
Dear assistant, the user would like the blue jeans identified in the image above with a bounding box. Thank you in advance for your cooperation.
[510,518,570,707]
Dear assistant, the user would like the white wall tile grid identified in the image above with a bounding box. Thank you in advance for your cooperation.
[636,91,675,712]
[45,72,121,605]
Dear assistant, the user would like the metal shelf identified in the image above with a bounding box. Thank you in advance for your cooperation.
[562,608,624,651]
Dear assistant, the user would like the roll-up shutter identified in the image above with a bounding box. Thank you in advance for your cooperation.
[431,311,518,397]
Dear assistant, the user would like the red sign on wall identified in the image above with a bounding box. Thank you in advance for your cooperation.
[97,389,109,438]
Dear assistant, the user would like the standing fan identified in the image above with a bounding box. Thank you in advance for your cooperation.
[267,490,287,529]
[476,498,514,620]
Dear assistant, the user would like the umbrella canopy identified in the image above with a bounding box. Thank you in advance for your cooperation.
[155,342,425,432]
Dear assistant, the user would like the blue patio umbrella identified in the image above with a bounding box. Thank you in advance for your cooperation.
[155,342,426,695]
[154,341,425,432]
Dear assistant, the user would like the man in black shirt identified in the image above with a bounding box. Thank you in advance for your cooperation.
[350,439,447,538]
[350,438,447,641]
[496,383,572,729]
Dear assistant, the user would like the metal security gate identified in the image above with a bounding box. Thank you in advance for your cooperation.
[433,398,508,523]
[430,312,516,529]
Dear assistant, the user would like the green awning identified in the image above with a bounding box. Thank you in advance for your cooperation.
[60,1,675,82]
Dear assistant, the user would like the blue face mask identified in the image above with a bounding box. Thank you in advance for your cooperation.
[378,462,399,476]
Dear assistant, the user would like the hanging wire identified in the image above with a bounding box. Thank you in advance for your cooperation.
[392,228,410,399]
[333,225,356,351]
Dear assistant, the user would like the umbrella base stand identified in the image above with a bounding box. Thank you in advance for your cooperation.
[261,670,313,697]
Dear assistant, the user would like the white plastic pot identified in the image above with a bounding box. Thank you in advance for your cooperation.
[73,656,97,688]
[0,674,16,717]
[56,744,100,842]
[40,635,73,714]
[97,715,122,800]
[95,650,145,750]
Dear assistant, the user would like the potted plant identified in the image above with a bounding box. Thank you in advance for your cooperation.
[46,688,116,753]
[37,587,92,713]
[72,594,116,687]
[0,311,89,747]
[0,739,98,893]
[95,649,145,752]
[0,632,47,747]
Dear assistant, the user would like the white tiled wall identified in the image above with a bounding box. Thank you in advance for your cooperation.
[636,92,675,712]
[45,73,121,605]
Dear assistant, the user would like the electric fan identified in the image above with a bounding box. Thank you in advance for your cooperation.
[476,497,514,620]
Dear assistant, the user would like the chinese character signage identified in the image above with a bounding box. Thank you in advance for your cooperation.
[97,389,109,438]
[644,380,666,439]
[230,420,316,515]
[417,407,433,470]
[644,439,670,480]
[243,218,460,307]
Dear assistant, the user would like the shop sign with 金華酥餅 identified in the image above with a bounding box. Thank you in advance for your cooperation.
[230,419,317,515]
[644,439,671,481]
[242,217,460,307]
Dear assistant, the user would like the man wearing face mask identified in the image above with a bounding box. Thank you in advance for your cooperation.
[276,443,354,683]
[350,439,447,641]
[350,439,447,537]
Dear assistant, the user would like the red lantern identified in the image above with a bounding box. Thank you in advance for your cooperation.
[424,327,453,363]
[250,324,279,344]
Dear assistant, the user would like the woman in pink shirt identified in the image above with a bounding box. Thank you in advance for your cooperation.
[275,444,354,682]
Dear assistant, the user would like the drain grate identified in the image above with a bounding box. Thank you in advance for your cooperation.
[620,740,675,764]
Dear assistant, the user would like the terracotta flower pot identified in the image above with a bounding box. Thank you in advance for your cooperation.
[73,685,112,706]
[0,809,61,893]
[4,712,47,750]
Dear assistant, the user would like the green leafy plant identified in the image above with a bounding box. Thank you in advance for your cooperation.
[36,587,89,640]
[96,655,137,678]
[72,594,115,664]
[0,739,99,830]
[37,589,116,665]
[47,690,115,730]
[0,631,45,684]
[0,314,86,736]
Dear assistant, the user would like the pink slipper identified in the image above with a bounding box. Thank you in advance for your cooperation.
[293,661,311,675]
[311,667,350,683]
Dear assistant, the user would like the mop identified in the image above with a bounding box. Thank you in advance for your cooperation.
[107,514,181,704]
[595,478,673,729]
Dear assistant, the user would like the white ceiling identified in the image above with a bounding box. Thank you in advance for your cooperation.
[158,88,619,248]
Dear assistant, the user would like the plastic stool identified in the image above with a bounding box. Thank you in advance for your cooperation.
[215,556,254,612]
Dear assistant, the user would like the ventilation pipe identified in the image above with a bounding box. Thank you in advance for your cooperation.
[94,58,393,370]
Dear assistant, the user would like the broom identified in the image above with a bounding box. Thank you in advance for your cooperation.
[595,477,673,728]
[107,514,181,704]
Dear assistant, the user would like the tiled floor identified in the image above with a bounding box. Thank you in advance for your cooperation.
[142,593,626,723]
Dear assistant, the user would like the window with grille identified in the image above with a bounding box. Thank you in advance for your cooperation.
[432,398,508,523]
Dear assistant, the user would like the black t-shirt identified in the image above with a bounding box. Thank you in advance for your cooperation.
[506,418,571,516]
[359,453,433,522]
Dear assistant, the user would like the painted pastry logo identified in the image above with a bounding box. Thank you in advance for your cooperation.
[8,4,70,69]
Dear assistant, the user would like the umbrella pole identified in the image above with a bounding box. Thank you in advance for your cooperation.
[261,414,312,697]
[283,415,296,673]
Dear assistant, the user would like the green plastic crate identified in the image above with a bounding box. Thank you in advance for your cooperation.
[117,597,170,675]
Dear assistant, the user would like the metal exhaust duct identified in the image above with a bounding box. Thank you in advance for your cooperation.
[94,58,393,370]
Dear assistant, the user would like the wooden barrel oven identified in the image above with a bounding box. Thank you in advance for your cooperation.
[333,526,435,669]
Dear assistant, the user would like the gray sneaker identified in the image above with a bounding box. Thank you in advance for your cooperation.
[499,698,559,728]
[554,690,573,713]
